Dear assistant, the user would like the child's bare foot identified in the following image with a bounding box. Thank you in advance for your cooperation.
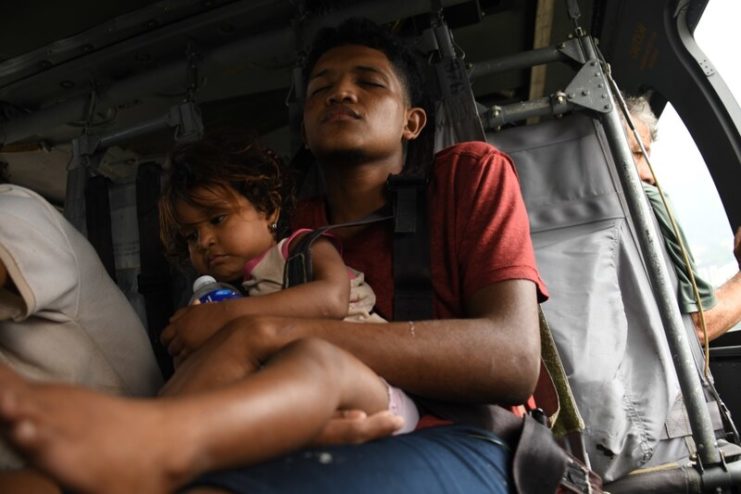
[0,365,201,494]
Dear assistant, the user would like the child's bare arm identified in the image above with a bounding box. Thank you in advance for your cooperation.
[162,237,350,358]
[289,237,352,318]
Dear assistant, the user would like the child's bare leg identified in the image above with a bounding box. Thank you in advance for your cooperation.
[0,338,391,494]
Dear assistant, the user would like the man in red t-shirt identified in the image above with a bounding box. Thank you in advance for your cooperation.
[183,17,547,493]
[0,18,551,494]
[293,142,547,320]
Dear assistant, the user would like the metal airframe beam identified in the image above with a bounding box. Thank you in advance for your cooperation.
[0,0,472,146]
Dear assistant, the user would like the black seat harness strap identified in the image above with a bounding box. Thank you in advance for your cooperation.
[136,162,175,378]
[387,175,434,321]
[284,174,434,322]
[284,212,393,288]
[85,175,117,282]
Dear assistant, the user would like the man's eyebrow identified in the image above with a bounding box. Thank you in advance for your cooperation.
[354,65,388,77]
[310,65,391,80]
[310,68,330,80]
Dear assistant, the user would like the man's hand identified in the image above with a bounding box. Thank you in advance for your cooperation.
[310,410,404,446]
[161,302,235,357]
[160,315,281,394]
[692,226,741,342]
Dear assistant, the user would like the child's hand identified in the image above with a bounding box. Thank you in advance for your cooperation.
[161,302,234,358]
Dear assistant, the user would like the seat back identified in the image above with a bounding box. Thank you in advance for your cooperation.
[488,113,700,481]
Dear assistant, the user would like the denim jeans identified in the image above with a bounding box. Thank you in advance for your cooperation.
[186,424,512,494]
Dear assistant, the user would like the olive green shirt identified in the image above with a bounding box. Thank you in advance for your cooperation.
[643,184,717,314]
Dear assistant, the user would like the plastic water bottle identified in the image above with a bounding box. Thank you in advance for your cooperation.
[190,275,242,304]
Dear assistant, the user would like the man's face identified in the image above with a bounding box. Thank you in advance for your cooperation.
[627,119,655,185]
[302,44,421,164]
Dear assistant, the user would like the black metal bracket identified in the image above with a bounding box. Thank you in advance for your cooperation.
[564,60,612,113]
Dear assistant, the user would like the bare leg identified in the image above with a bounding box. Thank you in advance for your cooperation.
[0,365,196,494]
[0,468,62,493]
[0,338,390,494]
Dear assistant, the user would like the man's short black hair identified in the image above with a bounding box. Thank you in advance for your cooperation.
[303,17,426,109]
[302,17,434,176]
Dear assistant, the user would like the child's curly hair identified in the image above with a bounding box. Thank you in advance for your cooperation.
[159,129,295,267]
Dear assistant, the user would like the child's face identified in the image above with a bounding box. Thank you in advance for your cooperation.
[176,186,277,283]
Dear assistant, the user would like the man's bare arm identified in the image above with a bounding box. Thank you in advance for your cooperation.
[250,278,541,405]
[160,278,541,443]
[693,227,741,341]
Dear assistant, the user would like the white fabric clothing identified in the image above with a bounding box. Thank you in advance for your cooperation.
[242,231,386,323]
[0,185,163,468]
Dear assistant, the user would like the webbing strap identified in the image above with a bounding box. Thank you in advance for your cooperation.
[136,162,174,378]
[284,174,434,321]
[388,174,434,321]
[426,22,486,150]
[284,213,393,288]
[661,395,724,439]
[63,164,89,236]
[538,307,585,438]
[486,405,586,494]
[85,175,117,281]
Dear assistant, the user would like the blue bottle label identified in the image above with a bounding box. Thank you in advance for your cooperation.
[198,288,242,303]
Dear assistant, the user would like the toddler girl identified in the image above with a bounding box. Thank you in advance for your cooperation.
[157,130,419,453]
